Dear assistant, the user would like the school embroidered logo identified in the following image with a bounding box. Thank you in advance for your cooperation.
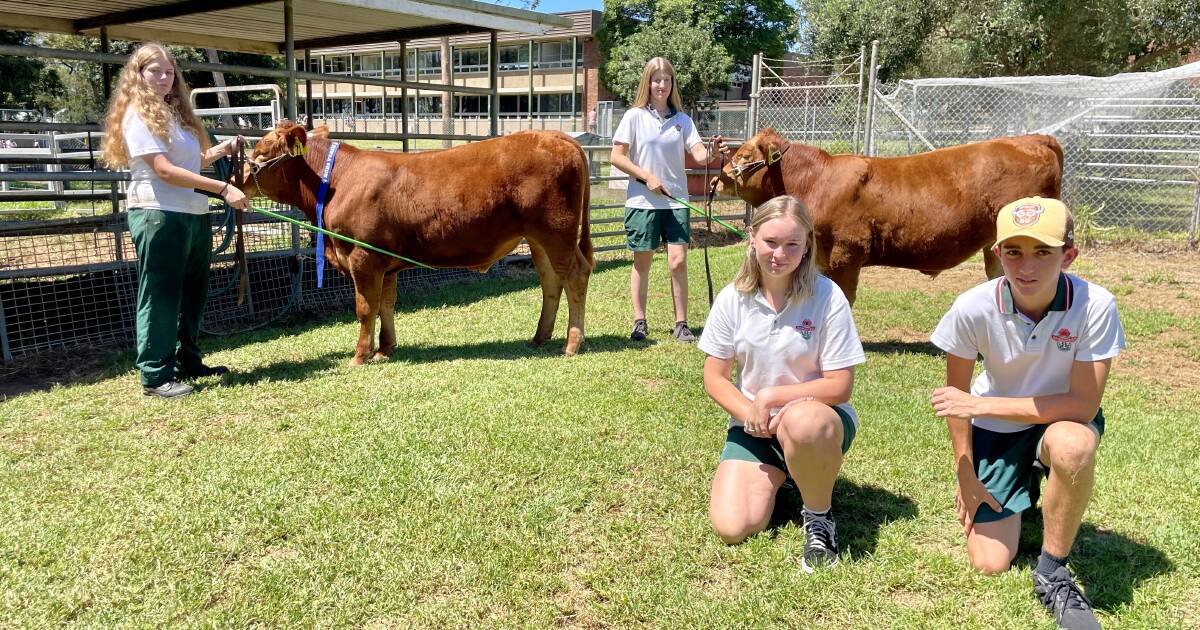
[1012,203,1044,227]
[1051,327,1078,352]
[674,123,682,132]
[795,319,816,340]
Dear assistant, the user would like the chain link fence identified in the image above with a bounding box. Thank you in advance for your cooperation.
[754,49,1200,245]
[754,51,867,154]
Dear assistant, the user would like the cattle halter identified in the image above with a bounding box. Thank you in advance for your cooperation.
[729,143,790,180]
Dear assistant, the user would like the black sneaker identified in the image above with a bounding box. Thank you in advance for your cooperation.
[143,381,194,399]
[1033,566,1101,630]
[801,509,839,573]
[177,364,229,379]
[671,321,696,343]
[630,319,648,341]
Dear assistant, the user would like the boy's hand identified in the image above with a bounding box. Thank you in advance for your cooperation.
[931,386,980,419]
[955,472,1003,534]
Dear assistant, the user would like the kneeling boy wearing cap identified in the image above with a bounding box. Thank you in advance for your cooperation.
[929,197,1125,630]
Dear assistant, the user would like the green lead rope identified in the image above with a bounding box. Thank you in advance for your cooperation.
[249,201,437,270]
[635,178,747,239]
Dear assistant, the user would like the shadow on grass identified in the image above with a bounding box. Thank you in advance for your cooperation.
[1015,514,1174,611]
[861,340,943,357]
[221,334,647,386]
[769,478,919,558]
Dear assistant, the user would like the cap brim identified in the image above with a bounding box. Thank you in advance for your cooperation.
[993,230,1065,249]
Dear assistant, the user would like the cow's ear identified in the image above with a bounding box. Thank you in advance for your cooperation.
[285,124,308,157]
[310,125,330,140]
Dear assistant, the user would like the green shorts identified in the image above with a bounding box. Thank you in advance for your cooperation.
[719,405,857,471]
[624,206,691,251]
[972,410,1105,524]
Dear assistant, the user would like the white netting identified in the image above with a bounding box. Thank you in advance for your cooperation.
[870,62,1200,240]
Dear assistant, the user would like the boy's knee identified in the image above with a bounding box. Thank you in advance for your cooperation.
[710,515,759,545]
[968,550,1013,576]
[1042,423,1098,474]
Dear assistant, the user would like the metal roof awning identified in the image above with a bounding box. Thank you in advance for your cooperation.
[0,0,572,55]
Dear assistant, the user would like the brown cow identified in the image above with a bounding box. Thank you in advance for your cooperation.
[242,121,593,364]
[713,129,1063,304]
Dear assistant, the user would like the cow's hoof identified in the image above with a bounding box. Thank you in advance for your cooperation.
[528,337,549,347]
[348,357,368,367]
[369,351,390,363]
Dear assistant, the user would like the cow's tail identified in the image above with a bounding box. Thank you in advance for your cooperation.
[576,146,594,267]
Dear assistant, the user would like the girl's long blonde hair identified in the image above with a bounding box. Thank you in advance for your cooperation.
[630,57,685,112]
[101,42,209,168]
[733,195,818,304]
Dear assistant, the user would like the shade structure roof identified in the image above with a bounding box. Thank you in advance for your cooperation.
[0,0,573,55]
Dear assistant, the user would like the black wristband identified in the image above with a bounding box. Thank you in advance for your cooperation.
[219,182,229,196]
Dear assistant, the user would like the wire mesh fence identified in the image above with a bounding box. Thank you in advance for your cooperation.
[751,52,1200,244]
[754,51,867,154]
[869,62,1200,242]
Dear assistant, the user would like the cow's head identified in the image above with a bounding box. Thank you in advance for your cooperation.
[241,120,326,200]
[711,128,790,206]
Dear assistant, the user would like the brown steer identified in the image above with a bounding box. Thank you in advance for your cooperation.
[243,122,593,364]
[713,129,1063,304]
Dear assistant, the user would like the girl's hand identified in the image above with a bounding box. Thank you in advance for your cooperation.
[713,135,730,159]
[222,184,248,210]
[643,175,666,195]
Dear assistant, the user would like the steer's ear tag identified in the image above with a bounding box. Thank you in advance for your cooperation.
[290,137,307,157]
[767,145,782,165]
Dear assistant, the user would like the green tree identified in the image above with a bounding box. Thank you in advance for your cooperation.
[602,11,734,109]
[0,31,64,115]
[601,0,796,63]
[798,0,1199,80]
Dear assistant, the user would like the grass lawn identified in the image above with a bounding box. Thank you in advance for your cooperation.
[1,244,1197,627]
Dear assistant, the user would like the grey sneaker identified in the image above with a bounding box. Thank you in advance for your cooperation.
[801,509,839,573]
[671,321,696,343]
[630,319,648,341]
[1032,566,1101,630]
[143,381,194,399]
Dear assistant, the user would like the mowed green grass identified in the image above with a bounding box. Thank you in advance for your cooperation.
[1,245,1197,628]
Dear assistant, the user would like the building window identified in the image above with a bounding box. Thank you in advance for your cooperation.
[537,92,582,116]
[354,55,383,78]
[536,40,582,69]
[323,55,351,75]
[453,95,489,115]
[384,52,405,77]
[406,50,443,78]
[453,47,489,74]
[498,94,529,116]
[405,95,443,117]
[498,45,530,71]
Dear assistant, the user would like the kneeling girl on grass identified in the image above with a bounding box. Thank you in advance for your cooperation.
[698,195,866,572]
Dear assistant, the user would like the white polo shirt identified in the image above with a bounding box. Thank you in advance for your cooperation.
[123,109,208,214]
[699,276,867,429]
[612,106,702,210]
[931,273,1126,433]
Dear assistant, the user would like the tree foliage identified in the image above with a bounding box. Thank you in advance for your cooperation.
[601,11,734,109]
[601,0,796,63]
[798,0,1200,80]
[0,31,64,114]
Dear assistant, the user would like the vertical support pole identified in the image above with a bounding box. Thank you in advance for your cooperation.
[527,40,535,126]
[865,40,879,156]
[415,46,422,136]
[0,289,11,364]
[853,44,865,154]
[400,41,409,152]
[48,132,63,210]
[1189,152,1200,250]
[380,50,387,135]
[571,36,579,132]
[749,52,761,136]
[304,49,313,130]
[321,54,328,129]
[101,28,113,106]
[350,52,357,132]
[284,0,297,119]
[489,31,498,138]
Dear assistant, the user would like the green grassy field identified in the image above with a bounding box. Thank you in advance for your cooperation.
[1,245,1197,627]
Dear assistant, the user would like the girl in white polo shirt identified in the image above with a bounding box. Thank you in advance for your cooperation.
[101,43,248,399]
[930,197,1124,630]
[610,57,727,343]
[699,195,866,573]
